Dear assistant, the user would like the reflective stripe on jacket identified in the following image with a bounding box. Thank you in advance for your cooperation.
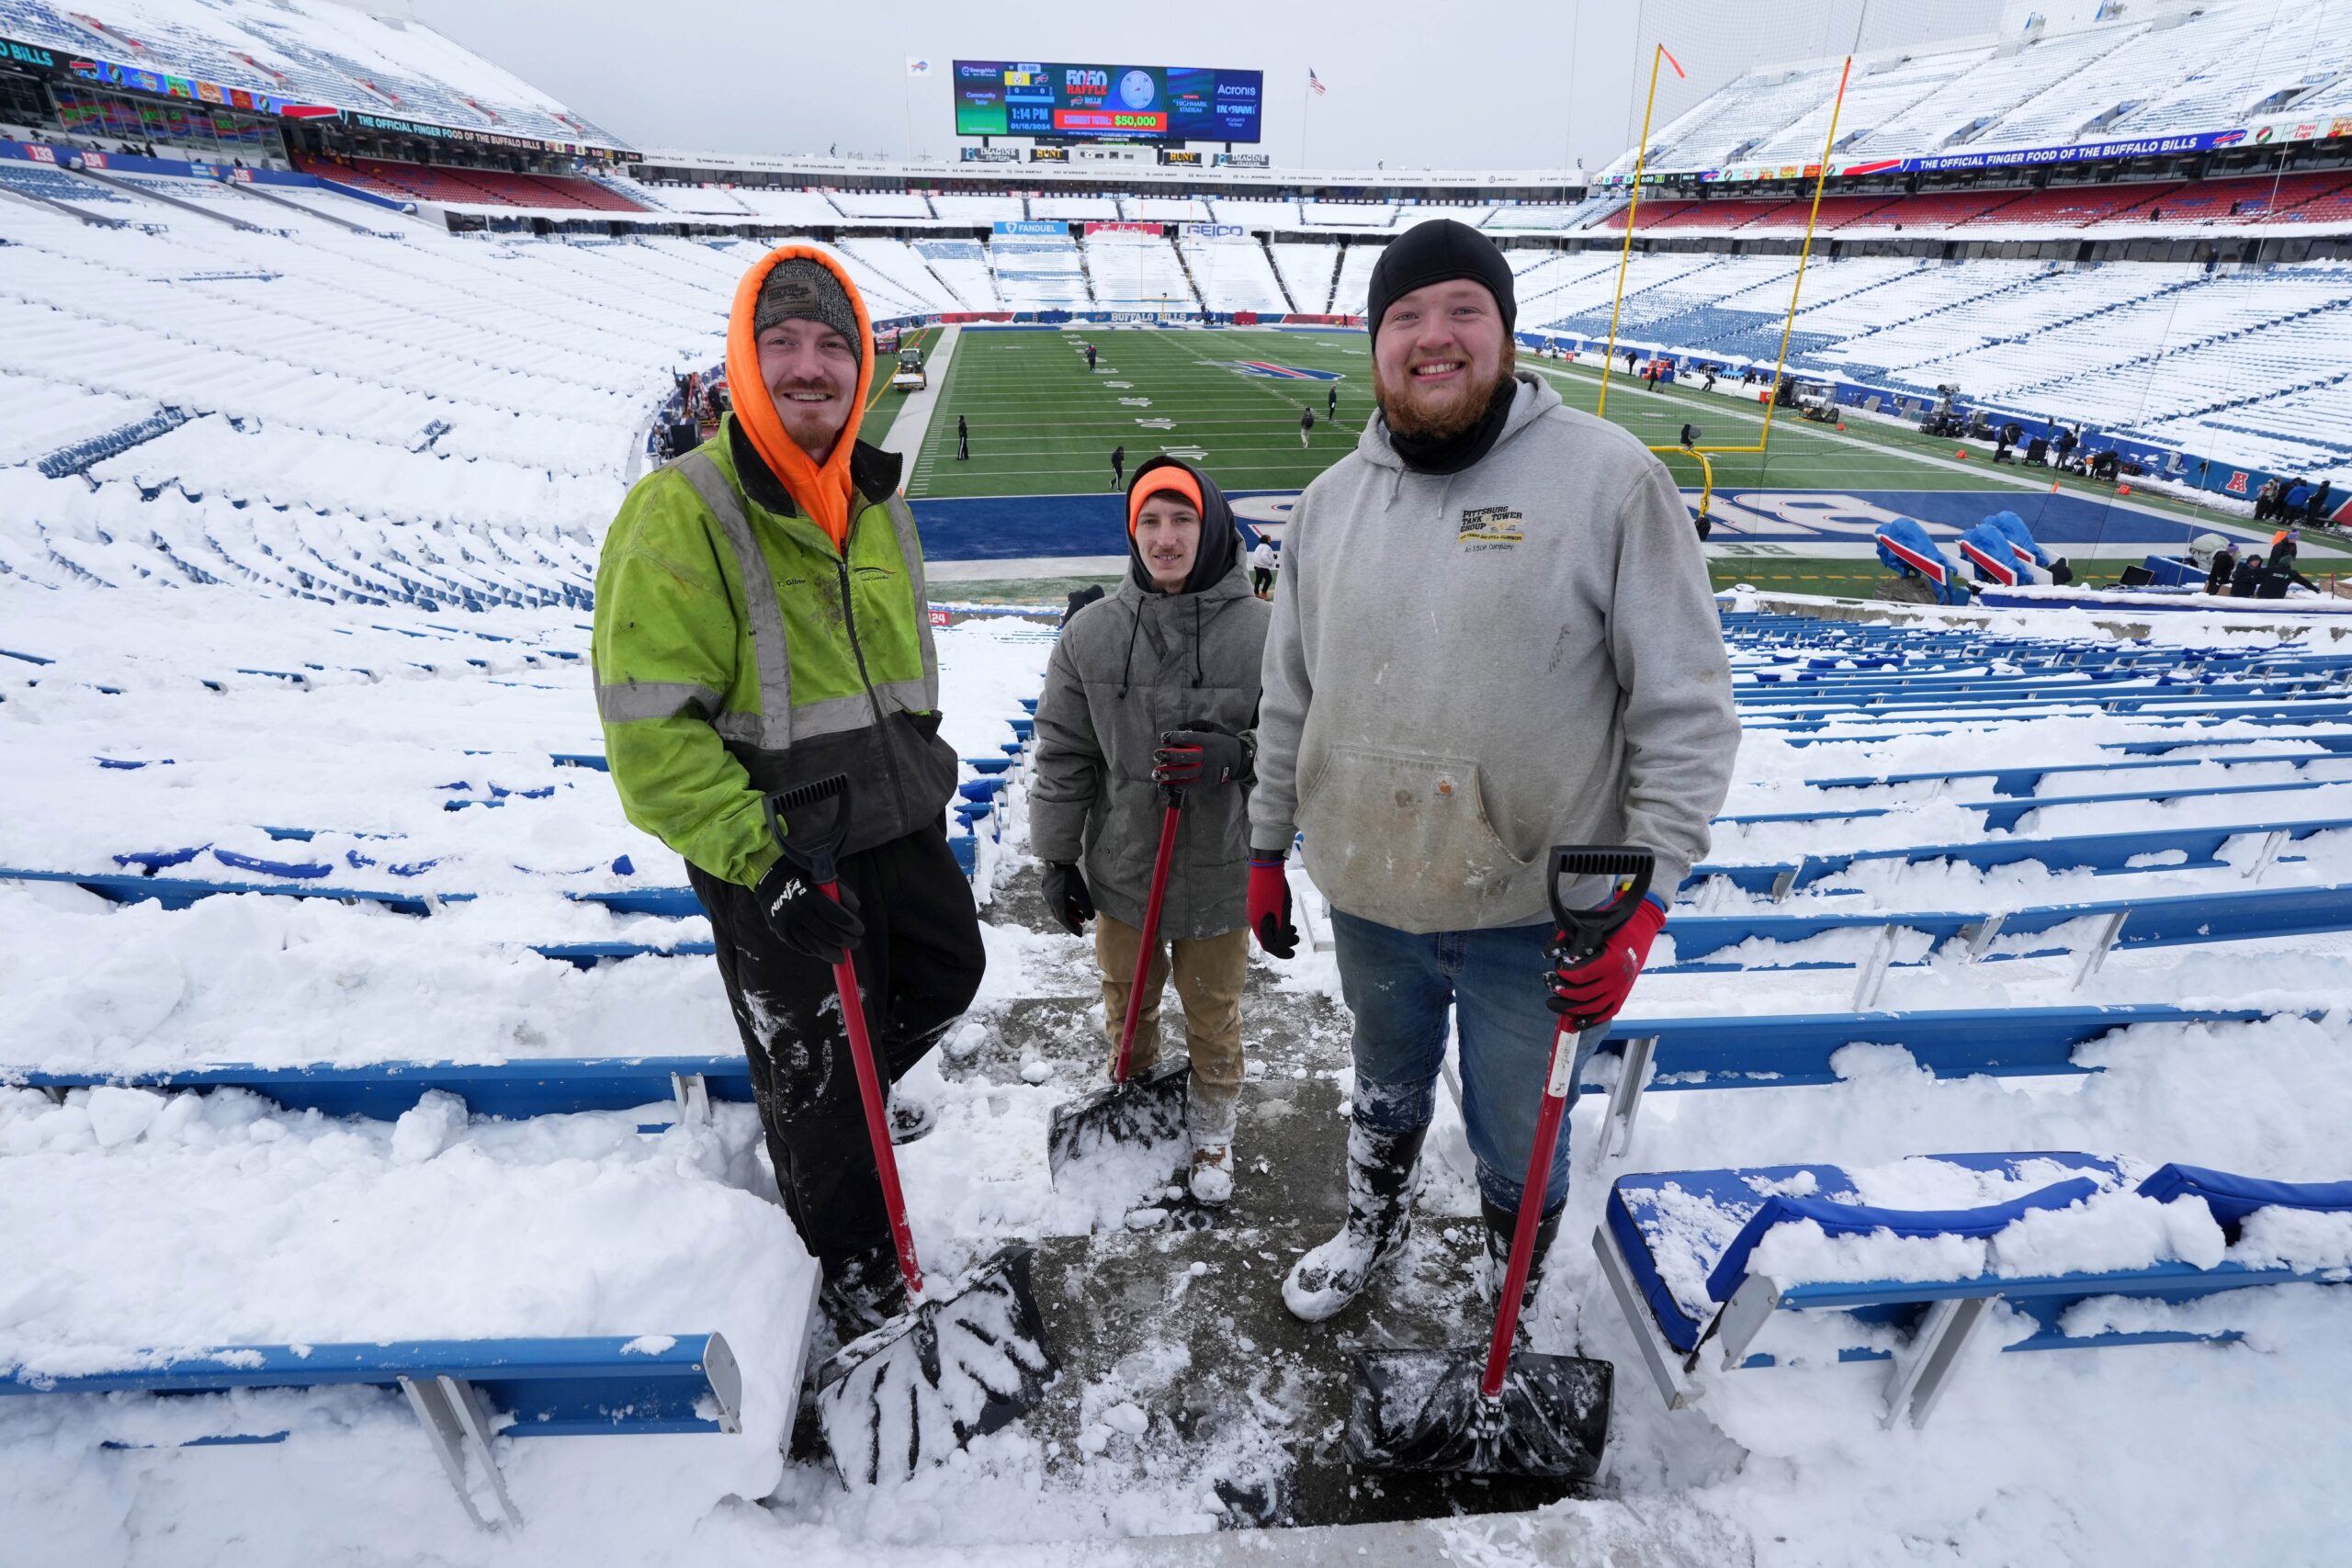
[591,418,954,886]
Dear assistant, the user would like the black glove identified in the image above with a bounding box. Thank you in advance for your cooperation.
[752,856,864,964]
[1153,723,1250,789]
[1041,861,1095,936]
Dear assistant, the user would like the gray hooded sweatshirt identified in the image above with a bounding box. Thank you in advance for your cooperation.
[1030,465,1272,940]
[1250,373,1737,932]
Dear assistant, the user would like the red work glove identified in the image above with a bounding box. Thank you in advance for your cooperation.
[1247,854,1297,959]
[1546,896,1668,1028]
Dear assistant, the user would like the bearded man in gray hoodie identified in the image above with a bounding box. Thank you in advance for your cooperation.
[1247,220,1738,1323]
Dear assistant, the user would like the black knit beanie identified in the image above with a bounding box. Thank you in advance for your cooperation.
[1365,220,1517,347]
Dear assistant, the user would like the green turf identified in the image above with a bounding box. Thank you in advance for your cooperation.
[905,327,2346,560]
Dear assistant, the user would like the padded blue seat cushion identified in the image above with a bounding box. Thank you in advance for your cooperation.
[1702,1177,2103,1303]
[2135,1164,2352,1228]
[1608,1152,2120,1352]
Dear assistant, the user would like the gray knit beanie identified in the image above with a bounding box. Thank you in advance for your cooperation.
[754,258,860,351]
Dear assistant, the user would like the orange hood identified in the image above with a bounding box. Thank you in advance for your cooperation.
[724,244,875,551]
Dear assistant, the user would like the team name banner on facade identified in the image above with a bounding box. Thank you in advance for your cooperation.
[1603,118,2349,186]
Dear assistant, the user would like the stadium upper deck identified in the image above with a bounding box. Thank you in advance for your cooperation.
[0,0,628,152]
[1602,0,2352,187]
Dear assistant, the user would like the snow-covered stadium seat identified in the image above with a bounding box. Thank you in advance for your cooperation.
[1599,1151,2352,1425]
[1178,230,1288,314]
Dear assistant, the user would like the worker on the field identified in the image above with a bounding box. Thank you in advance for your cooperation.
[592,247,979,1351]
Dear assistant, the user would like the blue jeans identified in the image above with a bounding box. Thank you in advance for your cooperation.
[1330,909,1599,1217]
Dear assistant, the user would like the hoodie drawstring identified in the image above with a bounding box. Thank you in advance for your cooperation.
[1117,599,1144,699]
[1193,596,1204,688]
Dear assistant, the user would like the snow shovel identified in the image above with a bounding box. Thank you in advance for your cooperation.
[1046,784,1193,1183]
[766,774,1057,1485]
[1342,844,1653,1481]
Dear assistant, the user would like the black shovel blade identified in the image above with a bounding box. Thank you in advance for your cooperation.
[1046,1055,1190,1185]
[1343,1347,1612,1481]
[815,1244,1057,1486]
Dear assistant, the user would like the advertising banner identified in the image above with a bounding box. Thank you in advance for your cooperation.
[960,146,1018,162]
[993,219,1069,234]
[1216,152,1271,167]
[1027,145,1069,162]
[954,60,1262,142]
[1188,223,1243,237]
[1160,149,1204,165]
[1082,220,1162,234]
[1617,118,2348,188]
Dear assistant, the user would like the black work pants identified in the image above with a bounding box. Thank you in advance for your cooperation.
[687,823,985,1276]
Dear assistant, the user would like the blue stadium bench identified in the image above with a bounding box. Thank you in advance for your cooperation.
[1717,775,2349,833]
[1586,1004,2285,1159]
[1656,882,2352,990]
[1802,750,2352,797]
[1596,1155,2351,1429]
[0,1333,744,1529]
[1688,815,2352,896]
[0,865,471,915]
[9,1055,753,1124]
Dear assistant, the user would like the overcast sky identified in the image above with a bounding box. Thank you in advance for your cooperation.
[408,0,2008,173]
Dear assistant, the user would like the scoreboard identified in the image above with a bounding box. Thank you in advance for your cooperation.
[953,61,1262,142]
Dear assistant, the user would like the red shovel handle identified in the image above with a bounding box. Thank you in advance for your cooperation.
[823,877,924,1298]
[1481,1013,1577,1399]
[1110,793,1184,1085]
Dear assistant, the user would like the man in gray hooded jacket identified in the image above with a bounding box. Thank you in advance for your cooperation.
[1030,457,1272,1203]
[1248,220,1738,1322]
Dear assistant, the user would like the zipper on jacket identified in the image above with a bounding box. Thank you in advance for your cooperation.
[834,515,911,828]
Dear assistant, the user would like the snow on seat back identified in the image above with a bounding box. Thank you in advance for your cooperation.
[2135,1165,2352,1230]
[1703,1174,2108,1303]
[1607,1152,2122,1352]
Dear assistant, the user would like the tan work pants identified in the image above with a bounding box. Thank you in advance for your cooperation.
[1094,914,1247,1144]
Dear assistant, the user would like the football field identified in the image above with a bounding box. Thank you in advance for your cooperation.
[893,326,2342,594]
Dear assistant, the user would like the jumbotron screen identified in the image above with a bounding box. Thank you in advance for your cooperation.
[953,61,1263,142]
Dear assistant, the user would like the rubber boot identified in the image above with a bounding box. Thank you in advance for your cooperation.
[1479,1195,1566,1331]
[1282,1119,1429,1322]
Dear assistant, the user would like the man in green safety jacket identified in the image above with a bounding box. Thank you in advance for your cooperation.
[592,245,981,1345]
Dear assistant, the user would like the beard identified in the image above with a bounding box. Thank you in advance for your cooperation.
[1374,343,1516,440]
[767,376,854,455]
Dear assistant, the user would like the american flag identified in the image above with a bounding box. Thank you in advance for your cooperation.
[1308,68,1326,95]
